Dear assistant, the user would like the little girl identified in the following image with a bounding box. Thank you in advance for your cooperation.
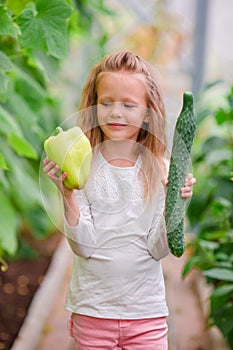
[43,51,196,350]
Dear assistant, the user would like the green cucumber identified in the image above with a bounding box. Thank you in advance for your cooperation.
[165,91,196,257]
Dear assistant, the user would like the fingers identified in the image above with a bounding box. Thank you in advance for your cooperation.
[43,158,59,178]
[185,173,197,186]
[43,156,50,165]
[181,173,197,199]
[43,157,67,190]
[61,172,67,182]
[180,186,193,198]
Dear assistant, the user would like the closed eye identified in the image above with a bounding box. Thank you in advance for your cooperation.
[100,102,137,108]
[101,102,111,107]
[123,103,136,108]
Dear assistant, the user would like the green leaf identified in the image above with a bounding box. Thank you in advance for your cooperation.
[26,50,60,82]
[212,284,233,298]
[201,136,227,156]
[7,91,45,151]
[0,152,8,170]
[0,105,23,136]
[0,52,12,98]
[7,90,39,129]
[2,145,42,209]
[5,0,32,16]
[182,255,200,277]
[0,167,11,190]
[13,66,46,110]
[7,132,38,159]
[216,261,233,269]
[215,108,233,125]
[12,169,42,210]
[7,133,38,159]
[0,51,13,98]
[206,149,233,165]
[0,71,10,99]
[212,302,233,336]
[0,190,18,255]
[0,51,13,72]
[15,0,72,59]
[203,268,233,282]
[25,206,55,238]
[0,4,19,37]
[211,286,233,310]
[199,239,219,250]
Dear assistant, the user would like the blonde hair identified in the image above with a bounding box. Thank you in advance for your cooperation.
[78,51,167,201]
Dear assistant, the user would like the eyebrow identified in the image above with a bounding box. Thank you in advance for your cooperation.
[98,96,139,104]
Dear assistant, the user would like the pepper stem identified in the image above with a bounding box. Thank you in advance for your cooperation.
[55,126,63,134]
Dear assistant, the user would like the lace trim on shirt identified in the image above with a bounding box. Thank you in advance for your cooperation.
[85,152,144,204]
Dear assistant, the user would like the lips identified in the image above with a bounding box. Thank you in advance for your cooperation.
[108,123,126,128]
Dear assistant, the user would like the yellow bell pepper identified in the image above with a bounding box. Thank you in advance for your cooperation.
[44,126,92,189]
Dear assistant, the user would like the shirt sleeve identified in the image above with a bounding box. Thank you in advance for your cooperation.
[147,213,169,260]
[64,189,96,258]
[146,178,170,261]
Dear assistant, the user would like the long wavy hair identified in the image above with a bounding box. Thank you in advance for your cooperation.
[77,51,167,201]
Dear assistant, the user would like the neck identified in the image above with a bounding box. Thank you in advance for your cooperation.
[101,139,139,167]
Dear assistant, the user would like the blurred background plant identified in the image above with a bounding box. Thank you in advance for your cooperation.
[0,0,72,259]
[183,82,233,348]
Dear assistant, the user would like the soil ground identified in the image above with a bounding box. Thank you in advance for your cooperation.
[0,231,62,350]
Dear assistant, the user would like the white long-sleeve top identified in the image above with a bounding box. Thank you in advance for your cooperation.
[65,151,169,319]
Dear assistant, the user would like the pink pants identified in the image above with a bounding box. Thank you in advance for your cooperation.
[70,313,168,350]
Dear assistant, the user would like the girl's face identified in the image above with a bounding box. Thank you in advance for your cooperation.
[96,72,149,142]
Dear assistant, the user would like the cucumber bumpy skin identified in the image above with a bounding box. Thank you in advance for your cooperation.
[165,92,196,257]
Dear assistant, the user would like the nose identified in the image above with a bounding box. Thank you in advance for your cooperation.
[111,102,123,118]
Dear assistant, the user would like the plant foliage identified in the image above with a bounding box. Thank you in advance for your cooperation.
[183,83,233,348]
[0,0,74,258]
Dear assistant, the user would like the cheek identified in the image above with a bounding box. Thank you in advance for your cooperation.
[128,110,147,127]
[97,106,108,125]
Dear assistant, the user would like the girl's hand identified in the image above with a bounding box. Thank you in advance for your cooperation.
[180,173,197,199]
[43,157,73,196]
[163,173,197,199]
